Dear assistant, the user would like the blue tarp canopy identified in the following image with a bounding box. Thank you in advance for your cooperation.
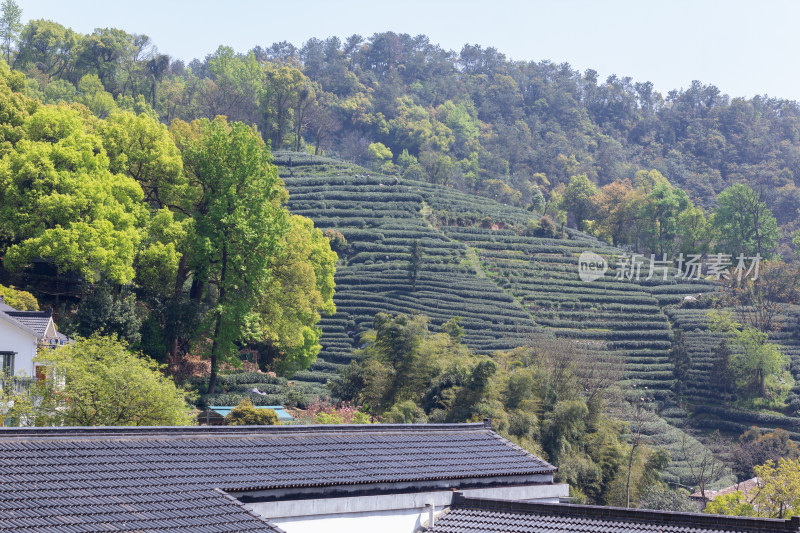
[209,405,293,421]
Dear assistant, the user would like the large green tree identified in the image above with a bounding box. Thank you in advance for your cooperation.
[253,214,337,375]
[708,310,792,401]
[637,182,690,256]
[562,174,597,231]
[175,117,289,393]
[712,184,778,258]
[0,104,147,284]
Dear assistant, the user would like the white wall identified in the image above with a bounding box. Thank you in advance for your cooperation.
[249,483,569,533]
[0,318,37,377]
[273,507,429,533]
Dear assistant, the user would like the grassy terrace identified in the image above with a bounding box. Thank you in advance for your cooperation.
[264,153,740,486]
[666,305,800,439]
[438,224,679,397]
[275,155,539,397]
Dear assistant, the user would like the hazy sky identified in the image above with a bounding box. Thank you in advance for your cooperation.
[18,0,800,101]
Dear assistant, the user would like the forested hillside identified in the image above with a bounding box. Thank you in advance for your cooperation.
[10,22,800,248]
[6,6,800,509]
[248,154,742,501]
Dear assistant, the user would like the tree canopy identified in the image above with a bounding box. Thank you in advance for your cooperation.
[34,334,192,426]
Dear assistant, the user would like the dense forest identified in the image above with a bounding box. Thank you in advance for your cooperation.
[8,3,800,513]
[8,18,800,255]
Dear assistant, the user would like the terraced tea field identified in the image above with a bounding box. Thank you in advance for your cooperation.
[438,226,677,397]
[666,305,800,439]
[246,153,796,487]
[275,154,539,398]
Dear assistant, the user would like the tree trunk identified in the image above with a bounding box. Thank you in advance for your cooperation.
[207,318,222,395]
[208,242,229,395]
[167,254,189,364]
[626,442,636,507]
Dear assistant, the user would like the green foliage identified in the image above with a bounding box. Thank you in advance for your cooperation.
[225,399,278,425]
[0,103,147,284]
[440,316,464,341]
[77,73,115,118]
[330,311,635,504]
[384,399,428,423]
[749,458,800,518]
[324,228,348,254]
[704,491,755,517]
[176,116,290,392]
[35,334,192,426]
[0,283,37,310]
[713,184,778,258]
[562,174,597,231]
[637,183,690,256]
[639,485,698,512]
[73,283,142,345]
[367,141,392,162]
[254,214,337,376]
[100,109,185,209]
[0,0,22,63]
[0,367,34,426]
[707,310,793,402]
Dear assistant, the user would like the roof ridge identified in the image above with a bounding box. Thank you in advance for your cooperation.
[0,422,490,439]
[6,309,52,317]
[0,308,40,337]
[450,494,800,532]
[213,489,287,533]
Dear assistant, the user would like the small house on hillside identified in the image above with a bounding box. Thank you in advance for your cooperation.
[690,477,760,508]
[0,296,68,385]
[0,421,567,533]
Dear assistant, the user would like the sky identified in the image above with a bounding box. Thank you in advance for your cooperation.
[17,0,800,101]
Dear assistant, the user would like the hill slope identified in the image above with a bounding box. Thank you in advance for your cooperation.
[261,153,742,488]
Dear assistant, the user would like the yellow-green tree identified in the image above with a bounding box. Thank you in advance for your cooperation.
[0,103,147,284]
[752,459,800,518]
[225,399,278,425]
[706,458,800,518]
[254,214,336,375]
[0,283,37,310]
[704,491,756,517]
[35,334,192,426]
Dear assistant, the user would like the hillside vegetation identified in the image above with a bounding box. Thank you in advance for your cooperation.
[5,4,800,506]
[265,155,735,490]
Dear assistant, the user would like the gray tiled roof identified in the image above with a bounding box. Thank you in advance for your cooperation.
[431,494,800,533]
[0,309,39,338]
[4,309,52,337]
[0,423,553,532]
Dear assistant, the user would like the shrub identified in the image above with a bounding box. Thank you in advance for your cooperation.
[225,399,279,425]
[297,397,371,424]
[534,215,564,239]
[324,229,349,253]
[0,284,38,310]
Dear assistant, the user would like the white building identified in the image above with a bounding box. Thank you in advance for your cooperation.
[0,295,67,382]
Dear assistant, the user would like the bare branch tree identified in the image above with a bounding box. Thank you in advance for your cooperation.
[680,431,730,505]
